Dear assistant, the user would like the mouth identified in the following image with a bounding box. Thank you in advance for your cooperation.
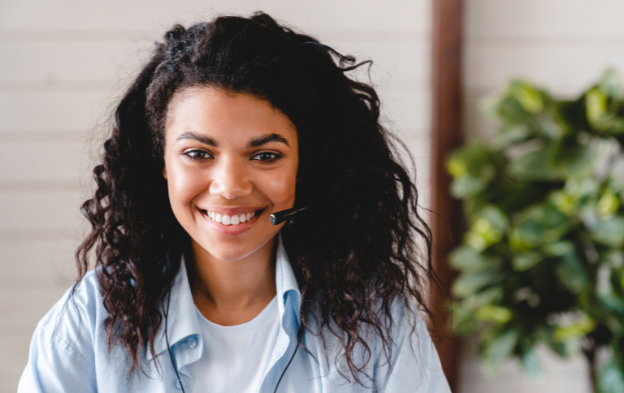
[198,208,266,226]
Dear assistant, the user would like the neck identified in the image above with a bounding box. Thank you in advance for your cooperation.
[186,236,278,326]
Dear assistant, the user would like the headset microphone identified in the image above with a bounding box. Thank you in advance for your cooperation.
[269,206,309,225]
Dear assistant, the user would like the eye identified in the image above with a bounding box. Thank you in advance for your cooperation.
[251,152,282,163]
[183,149,213,161]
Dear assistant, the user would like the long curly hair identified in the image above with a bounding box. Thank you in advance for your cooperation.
[74,12,434,383]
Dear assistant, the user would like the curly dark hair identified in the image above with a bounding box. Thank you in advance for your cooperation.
[74,11,435,383]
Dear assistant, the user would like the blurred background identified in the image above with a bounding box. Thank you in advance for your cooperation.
[0,0,622,392]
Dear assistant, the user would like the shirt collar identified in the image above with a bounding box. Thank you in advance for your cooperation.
[150,233,301,361]
[275,232,302,323]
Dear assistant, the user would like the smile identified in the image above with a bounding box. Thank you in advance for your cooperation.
[199,208,265,226]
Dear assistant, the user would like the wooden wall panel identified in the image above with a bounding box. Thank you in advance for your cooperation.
[430,0,463,390]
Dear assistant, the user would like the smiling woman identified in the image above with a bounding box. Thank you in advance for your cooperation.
[17,12,451,393]
[164,88,298,326]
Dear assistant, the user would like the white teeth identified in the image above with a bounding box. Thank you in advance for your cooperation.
[206,210,258,225]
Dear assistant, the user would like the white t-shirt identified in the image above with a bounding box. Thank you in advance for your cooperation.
[188,297,280,393]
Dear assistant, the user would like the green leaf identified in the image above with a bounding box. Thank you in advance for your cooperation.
[555,252,589,293]
[509,146,565,181]
[565,177,600,202]
[453,269,500,298]
[463,206,510,250]
[555,98,592,136]
[451,176,489,198]
[465,206,510,250]
[520,347,543,380]
[586,83,624,134]
[448,145,496,179]
[511,204,573,250]
[449,246,500,273]
[450,303,480,335]
[480,329,520,376]
[591,216,624,248]
[550,191,577,216]
[587,87,609,128]
[541,327,578,358]
[475,305,513,323]
[494,124,532,149]
[448,151,469,178]
[558,142,596,177]
[448,145,498,198]
[508,80,544,114]
[510,221,543,249]
[463,286,505,310]
[599,294,624,314]
[599,69,624,101]
[542,240,575,257]
[598,357,624,393]
[554,315,595,342]
[603,249,624,268]
[536,116,563,139]
[512,252,544,271]
[489,93,532,125]
[598,189,621,218]
[480,93,501,121]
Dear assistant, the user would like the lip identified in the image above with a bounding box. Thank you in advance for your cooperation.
[197,206,266,236]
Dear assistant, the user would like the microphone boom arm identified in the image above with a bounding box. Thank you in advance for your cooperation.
[269,206,309,225]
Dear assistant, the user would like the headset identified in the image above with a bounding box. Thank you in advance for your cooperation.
[165,206,308,393]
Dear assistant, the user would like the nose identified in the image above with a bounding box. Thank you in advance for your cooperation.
[208,156,253,199]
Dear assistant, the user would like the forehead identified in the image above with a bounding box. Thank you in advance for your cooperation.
[165,87,297,144]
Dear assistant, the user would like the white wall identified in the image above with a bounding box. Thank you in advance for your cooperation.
[0,1,432,391]
[459,1,624,392]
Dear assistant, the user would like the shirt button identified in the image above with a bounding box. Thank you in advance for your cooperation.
[188,337,198,349]
[174,379,183,390]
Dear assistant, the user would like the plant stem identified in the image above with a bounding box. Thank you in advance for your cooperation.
[582,337,598,393]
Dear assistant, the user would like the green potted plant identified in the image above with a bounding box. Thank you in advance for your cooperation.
[448,70,624,393]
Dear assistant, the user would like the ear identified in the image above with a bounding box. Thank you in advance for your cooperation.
[162,166,168,180]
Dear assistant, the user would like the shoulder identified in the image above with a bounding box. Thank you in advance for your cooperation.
[302,297,450,392]
[32,269,107,367]
[376,299,451,392]
[18,271,106,393]
[38,269,105,335]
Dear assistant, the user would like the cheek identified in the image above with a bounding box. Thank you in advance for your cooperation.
[262,167,298,207]
[166,164,206,212]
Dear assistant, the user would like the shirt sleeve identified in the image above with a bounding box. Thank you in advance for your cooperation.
[378,306,452,393]
[17,286,98,393]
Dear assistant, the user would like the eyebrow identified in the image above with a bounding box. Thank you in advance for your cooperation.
[175,132,290,148]
[247,133,290,148]
[176,132,217,146]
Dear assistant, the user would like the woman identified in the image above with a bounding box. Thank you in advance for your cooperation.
[18,12,451,393]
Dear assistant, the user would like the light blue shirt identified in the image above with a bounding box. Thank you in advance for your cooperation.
[18,236,451,392]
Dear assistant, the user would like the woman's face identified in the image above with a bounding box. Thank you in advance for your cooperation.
[162,87,298,262]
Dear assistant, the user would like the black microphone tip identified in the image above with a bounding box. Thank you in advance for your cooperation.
[269,206,309,226]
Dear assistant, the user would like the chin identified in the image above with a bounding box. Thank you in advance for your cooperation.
[194,233,276,262]
[208,247,256,262]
